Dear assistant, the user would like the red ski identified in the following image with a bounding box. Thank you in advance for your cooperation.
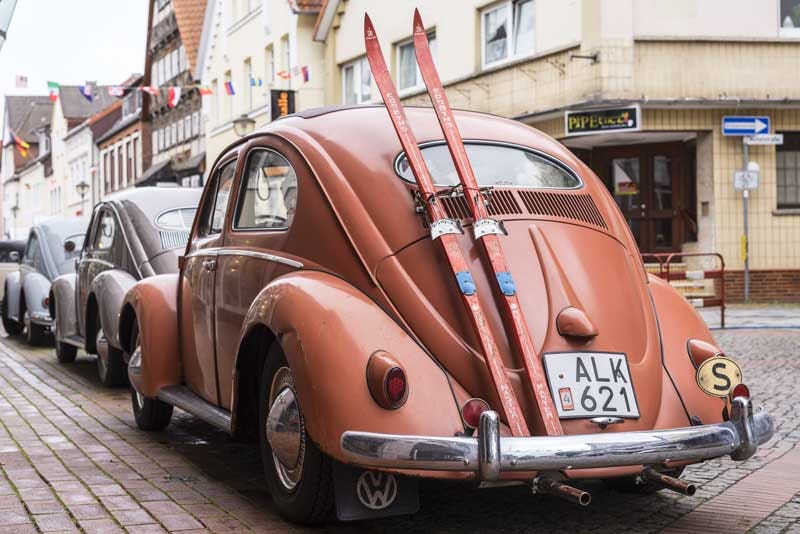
[412,9,562,436]
[364,13,530,437]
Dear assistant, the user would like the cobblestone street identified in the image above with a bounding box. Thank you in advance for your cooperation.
[0,329,795,533]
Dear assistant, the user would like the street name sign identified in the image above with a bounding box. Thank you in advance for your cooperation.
[722,116,770,136]
[734,169,759,190]
[744,134,784,145]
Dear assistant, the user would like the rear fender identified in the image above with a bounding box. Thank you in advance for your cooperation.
[235,270,463,461]
[50,274,78,340]
[22,271,52,324]
[649,274,726,426]
[4,271,21,320]
[89,269,138,350]
[120,274,180,398]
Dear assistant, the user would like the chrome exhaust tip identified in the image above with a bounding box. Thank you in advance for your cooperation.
[533,477,592,507]
[641,468,697,496]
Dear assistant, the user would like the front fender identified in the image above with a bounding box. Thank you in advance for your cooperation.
[121,274,180,398]
[4,271,21,320]
[649,274,726,426]
[90,269,138,350]
[50,274,78,340]
[237,270,464,462]
[22,271,52,324]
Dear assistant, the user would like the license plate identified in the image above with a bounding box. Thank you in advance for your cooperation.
[543,352,640,419]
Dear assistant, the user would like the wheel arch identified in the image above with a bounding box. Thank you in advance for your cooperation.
[230,323,277,441]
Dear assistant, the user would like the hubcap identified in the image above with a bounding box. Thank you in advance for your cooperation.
[267,366,306,491]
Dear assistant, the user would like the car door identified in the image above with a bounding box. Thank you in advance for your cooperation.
[77,207,118,337]
[180,157,237,405]
[214,143,302,410]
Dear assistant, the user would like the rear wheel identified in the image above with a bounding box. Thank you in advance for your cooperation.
[259,344,333,525]
[96,330,127,387]
[25,314,46,346]
[128,322,173,431]
[2,294,22,336]
[53,316,77,363]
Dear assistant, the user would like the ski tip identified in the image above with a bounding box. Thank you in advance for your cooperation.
[413,8,425,35]
[364,12,376,39]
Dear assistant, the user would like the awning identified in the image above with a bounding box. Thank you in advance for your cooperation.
[173,152,206,178]
[136,159,174,187]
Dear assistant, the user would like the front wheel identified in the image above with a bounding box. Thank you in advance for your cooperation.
[25,316,46,346]
[53,314,77,363]
[96,330,127,387]
[259,344,333,525]
[2,294,22,336]
[128,322,172,431]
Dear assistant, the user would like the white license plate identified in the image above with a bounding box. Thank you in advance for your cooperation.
[543,352,640,419]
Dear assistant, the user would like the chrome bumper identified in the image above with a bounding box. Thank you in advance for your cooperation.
[340,397,773,481]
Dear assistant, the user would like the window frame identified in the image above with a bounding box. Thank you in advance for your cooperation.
[777,132,800,209]
[341,56,372,105]
[396,31,436,94]
[480,0,535,70]
[91,208,117,252]
[197,158,238,237]
[232,147,298,233]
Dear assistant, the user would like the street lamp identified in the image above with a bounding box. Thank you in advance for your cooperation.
[232,114,256,137]
[10,203,19,239]
[76,180,90,216]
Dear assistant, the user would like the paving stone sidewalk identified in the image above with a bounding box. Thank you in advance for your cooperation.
[0,329,795,532]
[700,304,800,330]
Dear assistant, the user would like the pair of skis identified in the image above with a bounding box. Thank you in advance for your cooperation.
[364,11,562,437]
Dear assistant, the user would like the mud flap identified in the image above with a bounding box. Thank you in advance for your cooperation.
[333,463,419,521]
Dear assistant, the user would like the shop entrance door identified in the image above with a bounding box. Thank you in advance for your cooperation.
[592,143,686,253]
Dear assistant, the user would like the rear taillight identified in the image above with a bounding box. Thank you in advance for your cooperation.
[461,398,490,429]
[385,367,407,406]
[731,383,750,400]
[42,297,49,308]
[366,351,408,409]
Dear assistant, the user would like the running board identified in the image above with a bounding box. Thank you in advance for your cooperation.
[62,335,85,348]
[157,385,232,433]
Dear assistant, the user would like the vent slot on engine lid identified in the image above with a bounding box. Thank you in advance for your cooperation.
[433,189,522,220]
[517,191,608,229]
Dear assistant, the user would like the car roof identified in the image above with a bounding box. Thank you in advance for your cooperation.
[104,186,203,222]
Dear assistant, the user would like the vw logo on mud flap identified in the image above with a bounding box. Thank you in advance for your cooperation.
[356,471,398,510]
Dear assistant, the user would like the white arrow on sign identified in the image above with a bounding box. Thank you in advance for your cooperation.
[726,119,768,133]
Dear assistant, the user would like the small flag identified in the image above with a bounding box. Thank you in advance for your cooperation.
[108,86,126,97]
[224,81,235,95]
[11,131,29,159]
[301,65,310,83]
[15,75,28,88]
[79,84,94,102]
[140,86,160,96]
[47,81,59,102]
[249,76,257,87]
[276,70,290,80]
[198,86,213,95]
[257,77,263,86]
[167,87,181,108]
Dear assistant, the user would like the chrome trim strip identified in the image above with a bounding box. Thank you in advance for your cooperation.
[340,398,773,482]
[185,247,304,269]
[157,385,232,432]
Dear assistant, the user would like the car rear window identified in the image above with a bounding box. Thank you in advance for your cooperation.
[395,142,581,189]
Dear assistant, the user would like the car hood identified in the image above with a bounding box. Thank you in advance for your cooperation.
[376,218,669,435]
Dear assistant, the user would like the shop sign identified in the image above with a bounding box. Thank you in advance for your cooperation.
[565,105,640,137]
[271,90,296,120]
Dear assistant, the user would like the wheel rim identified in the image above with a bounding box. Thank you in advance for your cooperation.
[267,366,306,492]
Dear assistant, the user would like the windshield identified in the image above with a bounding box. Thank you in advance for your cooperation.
[396,142,581,189]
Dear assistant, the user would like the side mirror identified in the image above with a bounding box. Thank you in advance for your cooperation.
[9,251,19,263]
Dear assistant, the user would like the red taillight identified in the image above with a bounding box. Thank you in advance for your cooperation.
[461,398,490,429]
[385,367,407,406]
[42,297,49,308]
[731,383,750,399]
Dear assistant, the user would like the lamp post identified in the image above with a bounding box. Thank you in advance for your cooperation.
[232,114,256,137]
[10,203,19,240]
[76,180,90,216]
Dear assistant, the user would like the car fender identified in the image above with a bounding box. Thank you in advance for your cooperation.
[4,271,21,320]
[50,274,78,340]
[89,269,138,350]
[21,271,51,324]
[649,274,726,426]
[119,274,180,398]
[236,270,464,460]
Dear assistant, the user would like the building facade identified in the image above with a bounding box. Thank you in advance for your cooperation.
[198,0,326,169]
[317,0,800,301]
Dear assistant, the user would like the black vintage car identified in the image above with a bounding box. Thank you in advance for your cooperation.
[50,187,201,385]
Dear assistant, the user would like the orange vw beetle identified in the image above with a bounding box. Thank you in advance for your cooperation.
[119,102,773,523]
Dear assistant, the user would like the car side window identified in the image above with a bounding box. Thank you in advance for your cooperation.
[93,210,116,251]
[199,160,236,236]
[234,149,298,230]
[24,235,38,262]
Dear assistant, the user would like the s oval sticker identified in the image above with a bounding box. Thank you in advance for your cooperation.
[696,356,743,397]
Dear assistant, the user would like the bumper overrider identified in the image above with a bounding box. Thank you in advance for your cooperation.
[340,397,774,482]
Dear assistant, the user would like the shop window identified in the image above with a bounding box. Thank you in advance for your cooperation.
[342,56,372,105]
[397,33,436,92]
[481,0,535,68]
[780,0,800,37]
[777,133,800,209]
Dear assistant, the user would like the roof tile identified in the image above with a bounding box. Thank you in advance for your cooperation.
[172,0,207,78]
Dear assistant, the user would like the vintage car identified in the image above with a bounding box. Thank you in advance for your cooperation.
[50,187,201,386]
[3,219,87,345]
[119,105,773,524]
[0,240,25,303]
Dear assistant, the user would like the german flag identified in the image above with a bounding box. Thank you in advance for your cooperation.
[10,130,29,159]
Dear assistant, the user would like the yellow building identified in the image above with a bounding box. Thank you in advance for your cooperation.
[314,0,800,302]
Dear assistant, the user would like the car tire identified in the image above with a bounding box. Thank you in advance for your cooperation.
[259,344,334,525]
[25,317,46,346]
[604,467,686,494]
[96,330,128,387]
[128,322,173,431]
[53,314,78,363]
[2,294,22,336]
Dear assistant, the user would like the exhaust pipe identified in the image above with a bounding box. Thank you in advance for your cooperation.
[533,477,592,507]
[641,468,697,496]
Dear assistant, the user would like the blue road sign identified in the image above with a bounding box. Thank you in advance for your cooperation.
[722,116,770,136]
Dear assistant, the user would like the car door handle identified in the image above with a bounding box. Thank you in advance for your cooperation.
[202,259,217,271]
